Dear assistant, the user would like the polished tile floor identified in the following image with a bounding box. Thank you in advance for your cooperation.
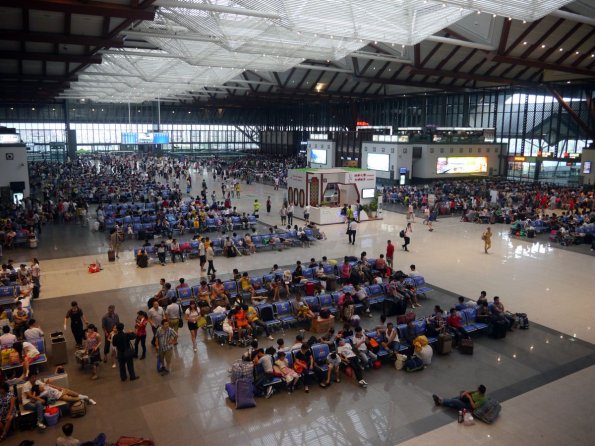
[7,171,595,445]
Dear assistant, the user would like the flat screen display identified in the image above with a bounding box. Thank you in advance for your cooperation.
[367,153,390,171]
[399,167,407,174]
[152,132,170,144]
[584,161,592,174]
[361,188,375,198]
[0,134,19,144]
[436,157,488,174]
[121,132,138,144]
[138,132,153,144]
[310,148,327,164]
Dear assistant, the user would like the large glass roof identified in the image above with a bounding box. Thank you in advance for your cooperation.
[62,0,576,103]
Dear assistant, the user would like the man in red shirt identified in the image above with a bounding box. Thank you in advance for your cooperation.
[386,240,395,269]
[447,308,469,347]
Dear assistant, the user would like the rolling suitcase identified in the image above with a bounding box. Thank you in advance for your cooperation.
[459,338,474,355]
[108,249,116,262]
[305,281,316,296]
[437,332,453,355]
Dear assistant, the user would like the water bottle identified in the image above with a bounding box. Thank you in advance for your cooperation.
[458,410,463,423]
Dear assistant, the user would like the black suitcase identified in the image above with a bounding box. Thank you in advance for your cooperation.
[108,249,116,262]
[137,255,148,268]
[437,332,453,354]
[492,319,507,339]
[383,297,407,317]
[459,338,474,354]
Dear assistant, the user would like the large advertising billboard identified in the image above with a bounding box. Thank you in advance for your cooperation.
[436,157,488,174]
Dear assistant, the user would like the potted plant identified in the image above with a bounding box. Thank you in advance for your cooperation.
[368,196,379,218]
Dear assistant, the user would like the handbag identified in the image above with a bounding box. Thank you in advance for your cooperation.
[293,359,307,374]
[178,304,184,328]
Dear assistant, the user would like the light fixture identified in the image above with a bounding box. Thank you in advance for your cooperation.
[493,14,496,17]
[541,44,546,48]
[567,81,571,84]
[575,51,579,55]
[315,82,326,93]
[31,107,35,111]
[523,20,526,24]
[523,41,527,45]
[559,48,563,51]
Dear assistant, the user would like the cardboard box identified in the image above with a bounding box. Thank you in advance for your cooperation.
[311,315,335,334]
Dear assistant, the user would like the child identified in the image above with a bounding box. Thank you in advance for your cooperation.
[274,351,300,392]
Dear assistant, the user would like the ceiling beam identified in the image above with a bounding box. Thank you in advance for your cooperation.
[555,29,595,65]
[492,55,595,77]
[503,19,543,56]
[0,30,124,47]
[538,22,583,62]
[519,18,565,60]
[545,85,595,139]
[410,67,536,87]
[0,51,102,64]
[426,35,496,52]
[1,0,156,21]
[0,73,76,82]
[497,18,511,55]
[354,75,468,92]
[550,9,595,27]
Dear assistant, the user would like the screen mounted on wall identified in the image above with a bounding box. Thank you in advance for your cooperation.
[310,148,327,164]
[584,161,592,174]
[361,188,375,198]
[367,153,389,171]
[436,157,488,174]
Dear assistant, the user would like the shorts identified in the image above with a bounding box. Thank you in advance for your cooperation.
[199,255,206,263]
[188,321,198,331]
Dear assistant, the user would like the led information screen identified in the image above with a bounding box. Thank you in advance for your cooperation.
[437,157,488,174]
[367,153,390,171]
[584,161,592,174]
[310,148,327,164]
[121,132,170,144]
[361,188,375,198]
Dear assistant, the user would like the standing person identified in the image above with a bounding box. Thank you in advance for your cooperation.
[84,324,102,380]
[402,222,412,251]
[156,319,178,375]
[185,301,201,352]
[111,323,139,382]
[101,305,119,364]
[304,204,311,224]
[407,203,415,223]
[348,219,358,245]
[134,311,148,360]
[64,301,88,348]
[253,199,260,217]
[482,226,492,254]
[287,203,294,225]
[198,237,207,273]
[206,243,216,276]
[266,196,272,214]
[109,229,121,259]
[165,297,182,341]
[386,240,395,269]
[148,299,165,348]
[280,206,287,226]
[30,257,41,298]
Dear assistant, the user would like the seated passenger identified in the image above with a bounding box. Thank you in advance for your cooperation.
[239,272,256,299]
[336,338,368,388]
[273,351,300,393]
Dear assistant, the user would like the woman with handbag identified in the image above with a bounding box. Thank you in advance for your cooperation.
[84,324,102,380]
[111,323,139,382]
[185,301,201,352]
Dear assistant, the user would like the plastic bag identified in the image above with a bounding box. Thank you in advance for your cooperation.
[463,411,475,426]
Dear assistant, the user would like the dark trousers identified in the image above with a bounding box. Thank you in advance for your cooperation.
[251,319,270,336]
[207,260,216,275]
[158,252,166,264]
[345,357,364,380]
[348,230,356,244]
[103,339,111,357]
[287,213,293,225]
[403,237,410,250]
[135,335,146,357]
[171,251,184,263]
[118,356,136,381]
[150,325,158,346]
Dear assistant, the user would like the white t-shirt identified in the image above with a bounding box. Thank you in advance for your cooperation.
[338,343,356,359]
[22,379,43,405]
[24,327,44,342]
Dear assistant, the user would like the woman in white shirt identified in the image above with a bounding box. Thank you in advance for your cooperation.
[30,258,41,290]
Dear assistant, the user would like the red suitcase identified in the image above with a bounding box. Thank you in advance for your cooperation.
[305,281,316,296]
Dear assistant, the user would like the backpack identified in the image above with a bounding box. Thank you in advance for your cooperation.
[399,230,405,238]
[516,312,529,329]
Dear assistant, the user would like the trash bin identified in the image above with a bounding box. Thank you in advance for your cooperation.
[29,237,38,249]
[50,331,68,365]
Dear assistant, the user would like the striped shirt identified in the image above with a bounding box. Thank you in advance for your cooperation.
[156,326,177,352]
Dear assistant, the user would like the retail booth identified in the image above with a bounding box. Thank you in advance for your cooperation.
[287,168,380,225]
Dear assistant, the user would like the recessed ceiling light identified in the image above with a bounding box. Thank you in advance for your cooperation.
[567,81,571,84]
[575,51,579,55]
[541,44,546,48]
[523,41,527,45]
[559,48,563,51]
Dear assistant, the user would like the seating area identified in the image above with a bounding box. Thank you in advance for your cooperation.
[0,338,48,372]
[134,229,318,266]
